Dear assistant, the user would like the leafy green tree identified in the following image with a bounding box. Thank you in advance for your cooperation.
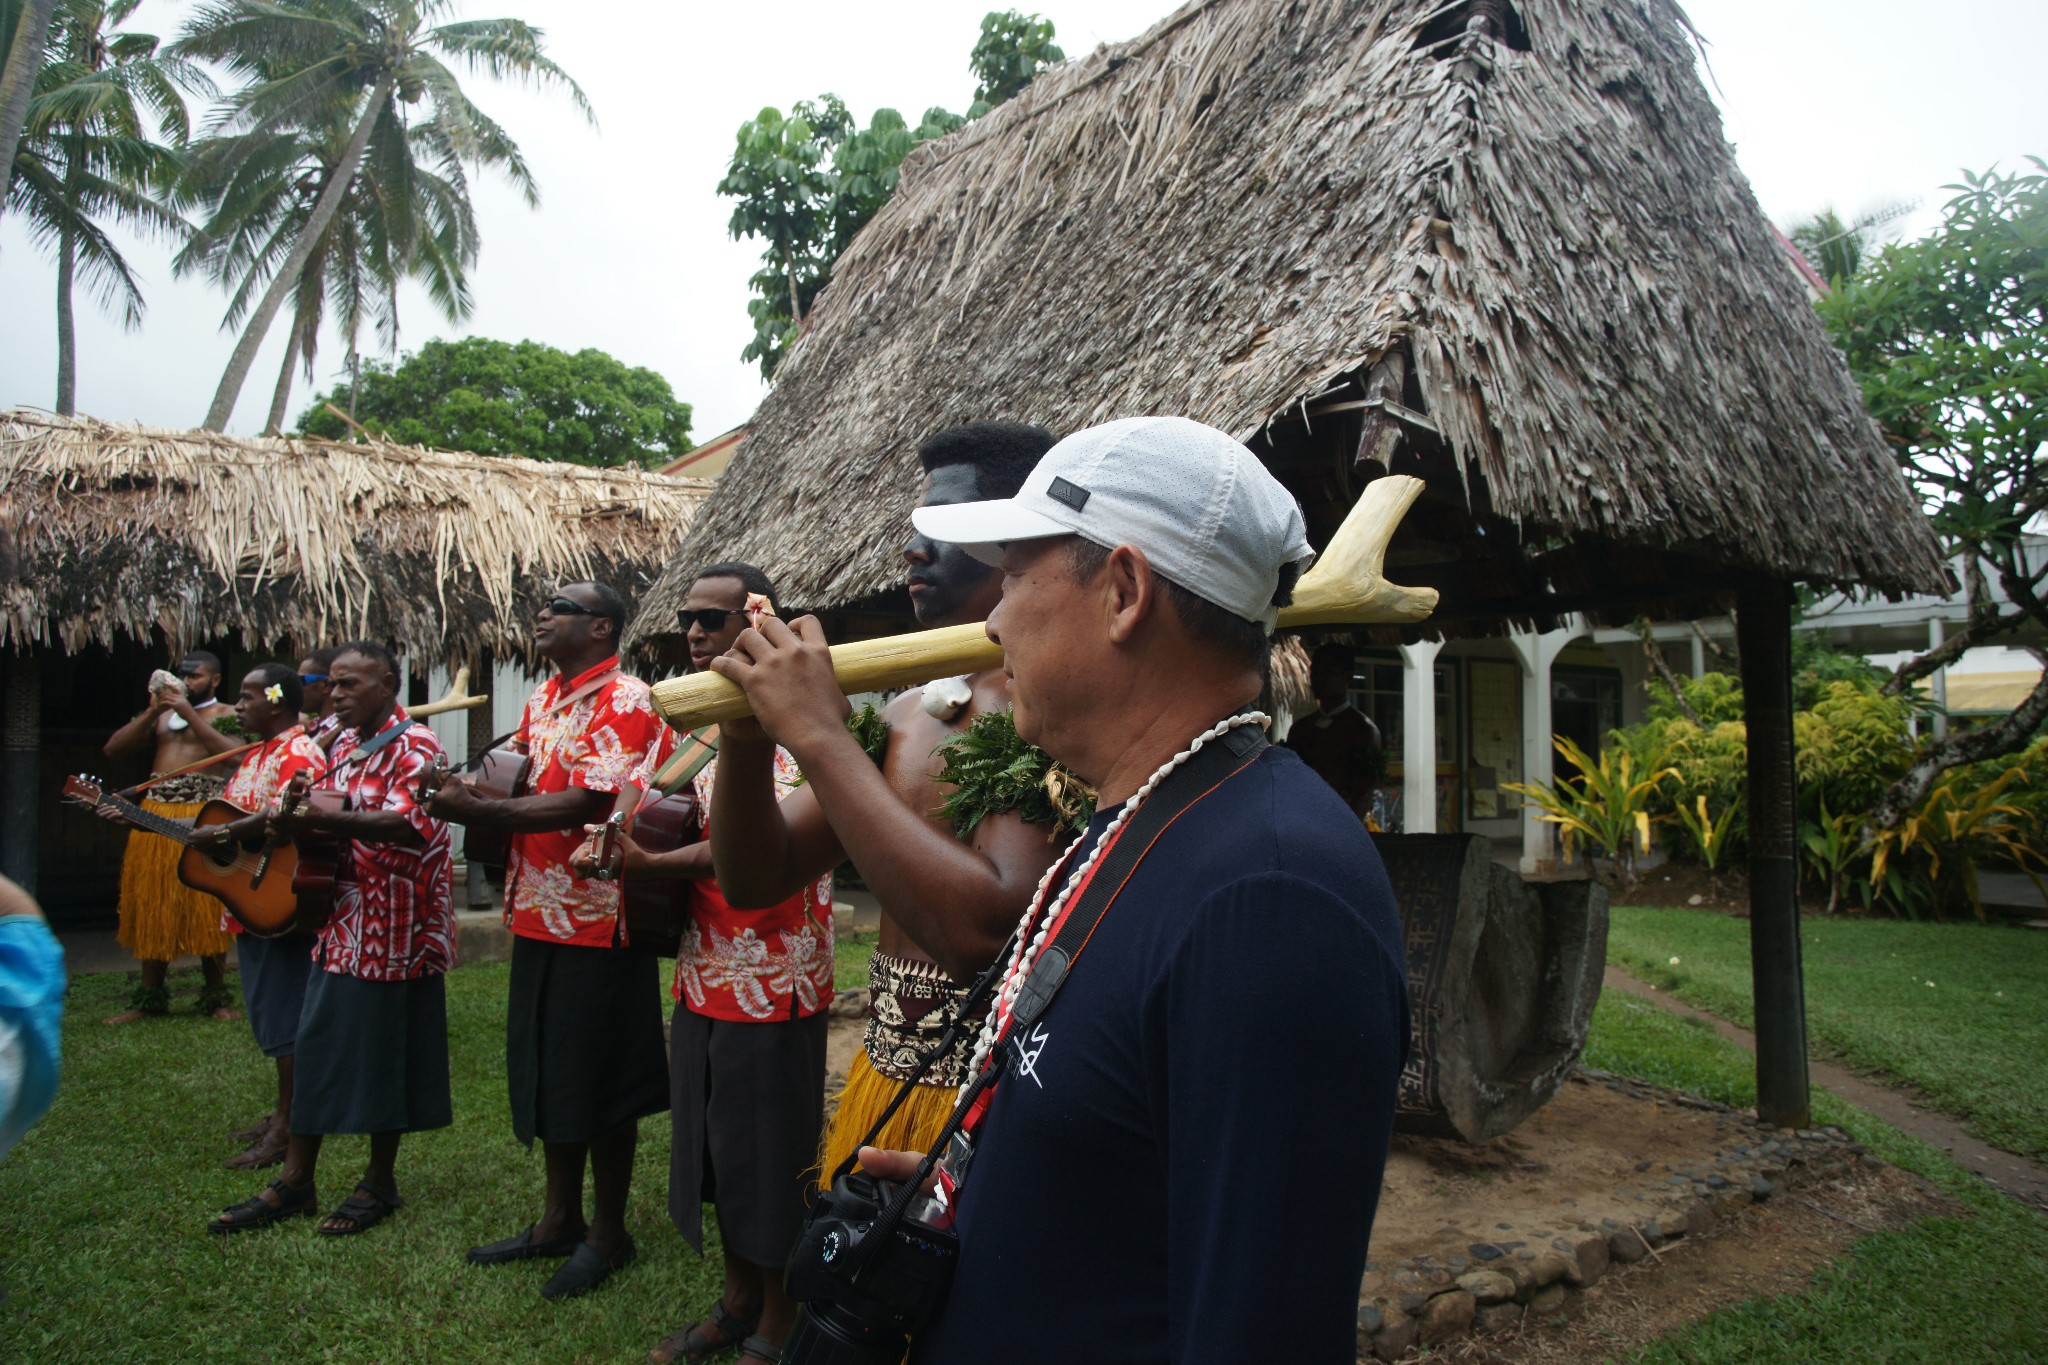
[170,0,591,433]
[296,336,693,469]
[720,11,1061,379]
[1815,159,2048,826]
[970,8,1063,107]
[6,0,205,412]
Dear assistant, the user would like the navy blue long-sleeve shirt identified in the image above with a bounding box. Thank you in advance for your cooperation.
[910,745,1409,1364]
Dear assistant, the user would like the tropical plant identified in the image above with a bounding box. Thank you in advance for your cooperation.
[1643,670,1744,726]
[170,0,591,432]
[1800,799,1866,917]
[296,336,692,468]
[1793,681,1915,818]
[6,0,206,412]
[1672,791,1743,873]
[970,8,1064,106]
[1503,735,1677,882]
[1817,159,2048,824]
[1867,751,2048,921]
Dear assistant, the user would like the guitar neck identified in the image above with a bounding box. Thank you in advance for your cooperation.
[103,794,200,845]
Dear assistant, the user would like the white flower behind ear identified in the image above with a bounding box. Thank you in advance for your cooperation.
[265,684,285,704]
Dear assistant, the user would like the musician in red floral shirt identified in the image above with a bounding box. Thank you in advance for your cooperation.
[210,641,456,1239]
[431,582,672,1301]
[210,663,329,1172]
[594,564,833,1365]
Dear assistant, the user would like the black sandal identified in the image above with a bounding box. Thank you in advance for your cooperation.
[209,1178,316,1234]
[318,1180,403,1236]
[648,1298,761,1363]
[737,1337,784,1365]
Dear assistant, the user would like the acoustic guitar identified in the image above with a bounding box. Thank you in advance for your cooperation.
[274,770,347,931]
[62,775,346,937]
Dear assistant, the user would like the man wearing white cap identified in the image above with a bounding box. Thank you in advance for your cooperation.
[716,417,1409,1363]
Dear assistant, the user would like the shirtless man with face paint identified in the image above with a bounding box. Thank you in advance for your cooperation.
[637,422,1066,1365]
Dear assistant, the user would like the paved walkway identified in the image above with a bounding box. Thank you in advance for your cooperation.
[1605,965,2048,1211]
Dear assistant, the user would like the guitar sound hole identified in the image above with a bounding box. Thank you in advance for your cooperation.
[205,844,237,868]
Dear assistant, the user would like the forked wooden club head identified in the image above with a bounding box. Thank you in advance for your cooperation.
[649,475,1439,733]
[407,665,490,719]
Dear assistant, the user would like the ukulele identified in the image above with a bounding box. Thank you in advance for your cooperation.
[589,782,700,958]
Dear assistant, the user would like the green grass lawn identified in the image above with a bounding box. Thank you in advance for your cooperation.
[1606,906,2048,1165]
[11,945,2047,1361]
[1584,990,2048,1363]
[0,963,722,1363]
[834,928,877,989]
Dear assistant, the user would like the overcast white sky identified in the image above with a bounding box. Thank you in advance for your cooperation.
[2,0,2043,441]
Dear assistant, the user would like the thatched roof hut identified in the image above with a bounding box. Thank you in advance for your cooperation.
[633,0,1946,647]
[0,410,710,665]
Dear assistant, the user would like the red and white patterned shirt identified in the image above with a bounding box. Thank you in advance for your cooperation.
[504,657,677,948]
[217,725,328,936]
[312,708,456,981]
[673,747,834,1022]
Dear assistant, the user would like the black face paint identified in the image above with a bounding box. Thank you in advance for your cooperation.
[903,464,998,627]
[179,659,217,704]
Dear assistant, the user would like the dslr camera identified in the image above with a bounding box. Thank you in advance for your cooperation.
[781,1168,959,1365]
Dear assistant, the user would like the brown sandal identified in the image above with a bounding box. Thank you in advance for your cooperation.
[648,1300,761,1363]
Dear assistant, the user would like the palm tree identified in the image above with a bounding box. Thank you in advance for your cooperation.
[171,0,590,433]
[177,111,488,432]
[1788,201,1915,289]
[0,0,60,221]
[6,0,207,412]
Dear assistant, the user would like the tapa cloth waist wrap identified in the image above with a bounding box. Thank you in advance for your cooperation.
[149,771,228,805]
[863,950,987,1088]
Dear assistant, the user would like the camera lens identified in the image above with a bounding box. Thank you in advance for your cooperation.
[781,1302,911,1365]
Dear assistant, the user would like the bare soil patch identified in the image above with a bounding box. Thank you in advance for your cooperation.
[1422,1163,1953,1363]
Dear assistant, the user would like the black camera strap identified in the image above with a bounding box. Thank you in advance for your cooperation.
[825,941,1015,1186]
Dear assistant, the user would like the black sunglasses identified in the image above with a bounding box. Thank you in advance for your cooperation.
[677,607,738,632]
[540,597,598,618]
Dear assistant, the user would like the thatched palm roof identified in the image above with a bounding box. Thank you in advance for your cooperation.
[1,410,710,664]
[636,0,1946,644]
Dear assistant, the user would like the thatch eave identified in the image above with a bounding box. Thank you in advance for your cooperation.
[1,410,710,666]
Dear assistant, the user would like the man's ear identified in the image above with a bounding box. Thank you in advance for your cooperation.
[1103,545,1160,645]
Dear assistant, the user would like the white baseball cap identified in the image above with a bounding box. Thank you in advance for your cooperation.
[910,416,1316,628]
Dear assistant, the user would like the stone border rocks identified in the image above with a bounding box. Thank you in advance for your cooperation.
[1355,1070,1880,1361]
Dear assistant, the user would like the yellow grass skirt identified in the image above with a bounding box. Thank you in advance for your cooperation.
[818,1049,960,1192]
[116,803,232,961]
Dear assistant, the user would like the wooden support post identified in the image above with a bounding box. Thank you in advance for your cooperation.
[1738,579,1810,1127]
[2,652,39,893]
[1352,351,1409,478]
